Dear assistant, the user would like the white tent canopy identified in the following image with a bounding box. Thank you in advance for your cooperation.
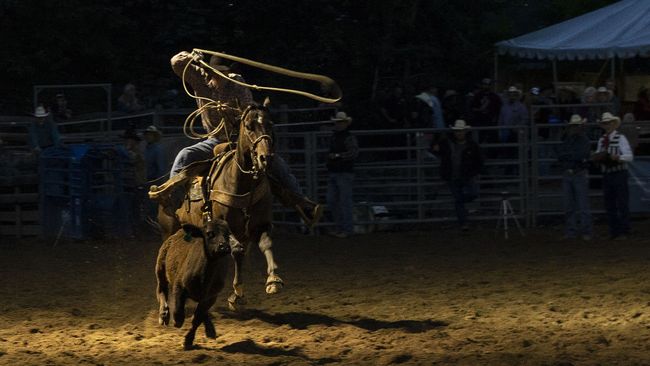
[495,0,650,61]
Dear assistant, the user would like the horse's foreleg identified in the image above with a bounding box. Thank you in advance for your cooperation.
[228,237,247,311]
[259,231,283,294]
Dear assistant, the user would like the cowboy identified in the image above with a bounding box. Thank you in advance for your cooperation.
[497,86,528,143]
[556,114,592,240]
[326,112,359,238]
[596,86,618,115]
[592,112,633,240]
[150,50,322,226]
[143,125,166,186]
[28,105,62,154]
[431,119,484,231]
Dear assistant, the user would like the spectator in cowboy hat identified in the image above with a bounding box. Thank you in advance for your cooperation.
[592,112,633,240]
[143,125,166,185]
[142,125,166,218]
[28,105,62,154]
[596,86,618,115]
[497,86,528,143]
[556,114,592,241]
[431,119,484,231]
[326,111,359,238]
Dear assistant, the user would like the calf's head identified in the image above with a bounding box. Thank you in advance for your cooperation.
[182,220,230,257]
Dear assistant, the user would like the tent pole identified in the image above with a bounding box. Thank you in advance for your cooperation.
[494,52,499,92]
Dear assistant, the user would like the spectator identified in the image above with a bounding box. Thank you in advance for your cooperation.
[605,79,621,116]
[122,128,145,186]
[592,112,633,240]
[51,93,72,121]
[411,84,444,129]
[556,114,592,241]
[431,119,484,231]
[379,85,408,129]
[143,125,166,185]
[28,105,62,154]
[441,89,463,126]
[469,78,502,142]
[143,125,165,218]
[117,83,146,114]
[497,86,528,143]
[556,86,580,122]
[577,86,599,123]
[633,86,650,121]
[122,128,146,224]
[326,111,359,238]
[529,86,554,139]
[596,86,618,115]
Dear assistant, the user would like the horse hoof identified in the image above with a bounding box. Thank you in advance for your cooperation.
[266,282,282,294]
[227,293,246,312]
[265,275,284,294]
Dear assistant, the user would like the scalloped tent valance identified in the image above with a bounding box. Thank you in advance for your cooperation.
[495,0,650,61]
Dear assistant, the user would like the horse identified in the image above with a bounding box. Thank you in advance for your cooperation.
[159,99,281,311]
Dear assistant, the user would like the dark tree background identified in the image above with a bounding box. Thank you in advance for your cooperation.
[0,0,616,120]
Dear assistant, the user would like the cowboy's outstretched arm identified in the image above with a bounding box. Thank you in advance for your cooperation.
[170,51,209,88]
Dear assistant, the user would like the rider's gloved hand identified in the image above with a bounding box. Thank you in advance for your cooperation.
[190,50,203,63]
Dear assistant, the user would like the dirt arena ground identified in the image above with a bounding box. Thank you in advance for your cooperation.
[1,219,649,366]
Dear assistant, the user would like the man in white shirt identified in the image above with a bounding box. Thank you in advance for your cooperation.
[592,112,633,240]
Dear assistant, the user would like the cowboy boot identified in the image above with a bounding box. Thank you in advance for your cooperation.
[294,197,324,228]
[149,183,186,218]
[268,178,323,227]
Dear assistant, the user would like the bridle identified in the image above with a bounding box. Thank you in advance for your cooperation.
[235,106,274,178]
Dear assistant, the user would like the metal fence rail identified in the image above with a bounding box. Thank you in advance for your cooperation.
[3,102,648,236]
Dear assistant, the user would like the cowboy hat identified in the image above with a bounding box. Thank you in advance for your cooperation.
[144,125,162,135]
[33,105,49,117]
[450,119,471,130]
[208,55,230,72]
[598,112,621,128]
[331,111,352,123]
[506,86,522,96]
[567,114,586,125]
[596,86,612,96]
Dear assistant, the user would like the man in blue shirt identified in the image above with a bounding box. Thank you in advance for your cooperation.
[28,105,62,154]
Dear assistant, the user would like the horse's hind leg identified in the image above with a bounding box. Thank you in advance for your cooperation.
[259,231,284,294]
[227,237,247,311]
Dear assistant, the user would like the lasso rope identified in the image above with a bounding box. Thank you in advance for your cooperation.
[193,48,342,104]
[180,48,342,141]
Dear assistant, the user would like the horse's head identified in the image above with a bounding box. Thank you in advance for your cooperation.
[237,98,274,175]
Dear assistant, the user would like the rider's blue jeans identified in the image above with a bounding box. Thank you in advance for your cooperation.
[170,138,302,195]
